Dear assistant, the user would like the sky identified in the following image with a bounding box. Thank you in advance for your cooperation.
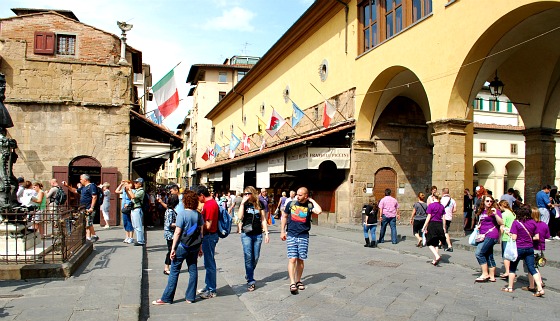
[1,0,314,130]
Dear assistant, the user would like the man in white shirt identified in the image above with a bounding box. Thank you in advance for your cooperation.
[440,188,457,252]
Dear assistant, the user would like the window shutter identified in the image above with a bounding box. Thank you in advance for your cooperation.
[34,31,55,54]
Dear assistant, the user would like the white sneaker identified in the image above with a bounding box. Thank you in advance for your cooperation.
[126,238,134,244]
[104,225,110,229]
[553,236,560,240]
[545,239,551,242]
[197,288,208,294]
[123,238,129,243]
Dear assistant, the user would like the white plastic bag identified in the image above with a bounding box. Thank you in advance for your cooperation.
[504,239,518,261]
[468,228,479,246]
[422,232,426,247]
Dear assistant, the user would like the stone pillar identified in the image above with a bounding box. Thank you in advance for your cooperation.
[523,127,556,204]
[428,118,471,234]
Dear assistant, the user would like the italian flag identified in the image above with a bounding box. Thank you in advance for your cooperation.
[152,68,179,118]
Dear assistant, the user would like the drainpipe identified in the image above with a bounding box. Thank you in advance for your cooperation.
[232,86,244,123]
[129,148,182,179]
[334,0,349,54]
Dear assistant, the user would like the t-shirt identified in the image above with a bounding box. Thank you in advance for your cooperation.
[440,195,455,221]
[426,202,444,222]
[101,189,111,212]
[242,201,265,235]
[510,219,537,249]
[201,198,219,233]
[501,209,516,242]
[479,209,502,239]
[361,204,377,225]
[132,187,145,209]
[534,221,550,251]
[536,190,550,208]
[378,196,399,218]
[279,196,287,210]
[232,196,242,214]
[121,190,132,210]
[176,208,203,242]
[413,201,427,220]
[284,200,313,238]
[500,194,516,208]
[464,195,473,212]
[78,183,98,209]
[259,194,269,212]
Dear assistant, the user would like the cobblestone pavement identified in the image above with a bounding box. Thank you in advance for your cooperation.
[145,223,560,321]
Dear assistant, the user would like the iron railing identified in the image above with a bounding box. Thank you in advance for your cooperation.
[0,206,86,264]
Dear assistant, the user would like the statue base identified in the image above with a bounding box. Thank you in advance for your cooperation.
[0,222,40,254]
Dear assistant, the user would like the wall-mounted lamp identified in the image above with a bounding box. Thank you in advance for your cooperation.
[489,70,504,98]
[345,129,355,140]
[260,103,265,116]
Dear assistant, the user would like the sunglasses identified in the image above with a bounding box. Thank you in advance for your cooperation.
[244,192,252,195]
[485,200,494,203]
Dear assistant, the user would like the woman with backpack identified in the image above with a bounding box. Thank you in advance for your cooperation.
[410,192,427,247]
[153,190,203,305]
[115,180,134,244]
[238,186,270,292]
[362,198,378,248]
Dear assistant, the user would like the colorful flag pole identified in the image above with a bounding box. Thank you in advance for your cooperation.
[265,108,286,137]
[309,82,348,127]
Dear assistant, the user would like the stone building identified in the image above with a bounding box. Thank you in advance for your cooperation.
[0,9,181,225]
[195,0,560,230]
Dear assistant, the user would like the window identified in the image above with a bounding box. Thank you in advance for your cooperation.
[218,72,227,83]
[480,142,486,152]
[56,34,76,55]
[488,99,496,112]
[473,98,484,110]
[219,91,226,101]
[358,0,432,54]
[210,127,215,143]
[34,31,55,54]
[511,144,517,154]
[237,71,247,82]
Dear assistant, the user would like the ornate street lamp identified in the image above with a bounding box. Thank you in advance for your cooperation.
[117,21,133,65]
[489,70,504,98]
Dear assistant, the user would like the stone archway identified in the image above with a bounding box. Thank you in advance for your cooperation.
[474,160,496,192]
[505,160,524,194]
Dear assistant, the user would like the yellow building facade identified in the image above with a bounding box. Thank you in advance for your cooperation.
[202,0,560,227]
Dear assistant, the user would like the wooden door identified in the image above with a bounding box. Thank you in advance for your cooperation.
[101,167,119,226]
[374,168,397,202]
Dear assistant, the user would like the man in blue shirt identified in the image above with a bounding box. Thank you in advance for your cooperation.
[64,174,99,242]
[536,185,552,224]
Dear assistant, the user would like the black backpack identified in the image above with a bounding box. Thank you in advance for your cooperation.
[53,186,67,205]
[95,187,104,209]
[180,212,203,249]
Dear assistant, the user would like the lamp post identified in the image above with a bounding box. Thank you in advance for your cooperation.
[117,21,133,65]
[489,70,504,98]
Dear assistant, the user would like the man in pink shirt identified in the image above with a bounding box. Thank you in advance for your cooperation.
[377,188,400,244]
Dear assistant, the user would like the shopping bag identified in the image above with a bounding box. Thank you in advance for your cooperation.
[422,232,427,247]
[468,228,479,246]
[504,239,518,261]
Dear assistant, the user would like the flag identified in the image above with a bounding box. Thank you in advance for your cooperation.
[152,68,180,118]
[147,109,162,125]
[266,109,286,137]
[230,133,241,151]
[323,100,336,128]
[259,137,266,151]
[241,133,250,152]
[208,146,215,160]
[257,117,266,136]
[229,149,236,159]
[291,102,304,128]
[214,143,222,156]
[201,149,209,161]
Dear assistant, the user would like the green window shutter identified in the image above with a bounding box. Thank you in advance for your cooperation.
[496,100,499,112]
[507,101,512,113]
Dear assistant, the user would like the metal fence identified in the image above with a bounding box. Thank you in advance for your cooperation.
[0,206,86,264]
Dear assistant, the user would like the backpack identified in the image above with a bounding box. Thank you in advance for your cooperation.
[217,205,232,238]
[142,191,150,214]
[89,184,103,209]
[54,186,67,205]
[180,213,203,248]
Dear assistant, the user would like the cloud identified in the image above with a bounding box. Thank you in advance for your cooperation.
[202,7,255,32]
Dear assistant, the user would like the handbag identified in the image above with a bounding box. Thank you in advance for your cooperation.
[122,202,132,215]
[468,227,479,246]
[535,251,547,267]
[503,239,518,261]
[242,210,256,234]
[475,226,495,243]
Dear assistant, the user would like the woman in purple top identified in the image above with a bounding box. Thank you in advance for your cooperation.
[474,195,503,283]
[422,194,446,266]
[524,208,549,293]
[503,205,544,297]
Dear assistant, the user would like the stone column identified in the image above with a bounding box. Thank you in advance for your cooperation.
[428,118,471,234]
[523,127,556,204]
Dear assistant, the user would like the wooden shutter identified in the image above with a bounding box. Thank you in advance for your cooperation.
[101,167,119,226]
[34,31,55,54]
[52,166,69,206]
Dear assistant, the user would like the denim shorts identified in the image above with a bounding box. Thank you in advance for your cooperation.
[286,236,309,260]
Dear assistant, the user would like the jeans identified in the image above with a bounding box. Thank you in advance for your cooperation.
[122,213,133,232]
[509,247,538,275]
[241,233,263,284]
[538,207,550,225]
[160,244,198,303]
[131,208,145,244]
[363,225,377,240]
[378,215,397,244]
[202,232,219,292]
[475,237,498,267]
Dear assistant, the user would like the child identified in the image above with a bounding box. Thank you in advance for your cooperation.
[362,199,378,248]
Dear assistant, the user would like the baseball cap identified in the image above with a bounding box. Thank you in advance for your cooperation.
[134,178,144,184]
[17,177,24,183]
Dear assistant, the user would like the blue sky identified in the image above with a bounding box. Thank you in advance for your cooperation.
[1,0,314,130]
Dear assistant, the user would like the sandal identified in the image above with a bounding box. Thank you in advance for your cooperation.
[152,299,170,305]
[247,284,255,292]
[499,274,509,279]
[289,283,299,295]
[501,287,513,293]
[521,286,536,293]
[475,276,490,283]
[296,281,306,291]
[534,290,545,297]
[431,257,441,266]
[163,270,170,275]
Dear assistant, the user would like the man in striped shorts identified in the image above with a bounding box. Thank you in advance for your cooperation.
[280,187,322,295]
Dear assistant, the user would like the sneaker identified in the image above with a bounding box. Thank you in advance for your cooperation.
[91,235,99,242]
[123,238,129,243]
[134,242,145,246]
[445,247,454,252]
[126,238,134,244]
[553,236,560,240]
[197,288,208,294]
[199,291,216,299]
[104,225,110,229]
[545,239,551,242]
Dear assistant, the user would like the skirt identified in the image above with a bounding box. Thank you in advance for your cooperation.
[426,221,446,247]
